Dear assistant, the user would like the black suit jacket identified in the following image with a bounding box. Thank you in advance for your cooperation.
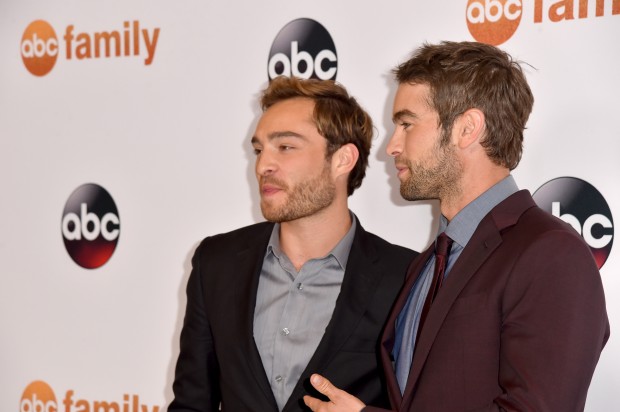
[365,190,609,412]
[170,220,417,412]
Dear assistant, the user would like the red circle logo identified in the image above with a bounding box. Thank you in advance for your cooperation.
[61,184,121,269]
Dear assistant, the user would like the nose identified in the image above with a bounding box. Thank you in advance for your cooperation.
[255,149,276,177]
[386,129,402,158]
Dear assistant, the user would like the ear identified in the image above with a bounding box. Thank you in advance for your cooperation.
[331,143,359,178]
[456,108,485,149]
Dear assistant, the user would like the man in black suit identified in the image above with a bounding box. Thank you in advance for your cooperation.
[169,76,417,412]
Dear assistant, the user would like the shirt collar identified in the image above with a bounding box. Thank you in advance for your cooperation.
[439,175,519,248]
[266,211,357,270]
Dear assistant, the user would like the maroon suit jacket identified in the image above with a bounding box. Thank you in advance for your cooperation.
[365,190,609,412]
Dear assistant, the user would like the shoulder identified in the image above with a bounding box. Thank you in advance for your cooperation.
[495,204,601,290]
[367,230,418,258]
[491,190,586,246]
[195,221,274,255]
[475,192,600,285]
[513,204,588,247]
[354,221,419,264]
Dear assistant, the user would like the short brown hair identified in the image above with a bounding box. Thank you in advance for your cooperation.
[394,41,534,170]
[261,76,373,196]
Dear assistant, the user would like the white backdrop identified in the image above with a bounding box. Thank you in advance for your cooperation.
[1,1,618,410]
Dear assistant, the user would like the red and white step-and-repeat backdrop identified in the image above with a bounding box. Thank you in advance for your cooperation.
[1,1,618,410]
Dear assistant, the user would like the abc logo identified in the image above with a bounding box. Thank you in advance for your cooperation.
[20,381,57,412]
[533,177,614,269]
[61,183,120,269]
[21,20,59,76]
[268,18,338,81]
[466,0,522,45]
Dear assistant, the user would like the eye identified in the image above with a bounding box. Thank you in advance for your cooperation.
[252,147,262,156]
[399,121,412,130]
[279,145,293,152]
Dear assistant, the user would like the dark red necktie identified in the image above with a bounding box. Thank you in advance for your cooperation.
[415,232,453,345]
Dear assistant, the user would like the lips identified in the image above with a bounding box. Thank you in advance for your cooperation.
[261,184,282,195]
[394,163,409,178]
[259,178,287,197]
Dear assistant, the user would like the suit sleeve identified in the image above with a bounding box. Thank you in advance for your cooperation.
[169,240,221,412]
[481,230,609,411]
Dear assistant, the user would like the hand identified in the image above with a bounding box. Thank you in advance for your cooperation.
[303,374,366,412]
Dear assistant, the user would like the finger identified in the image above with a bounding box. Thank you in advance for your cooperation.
[303,394,324,411]
[310,373,337,398]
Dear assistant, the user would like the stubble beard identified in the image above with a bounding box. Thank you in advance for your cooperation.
[260,163,336,223]
[399,141,463,202]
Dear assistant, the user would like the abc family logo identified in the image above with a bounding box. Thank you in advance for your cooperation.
[20,380,160,412]
[61,183,120,269]
[533,177,614,269]
[268,18,338,81]
[466,0,620,45]
[21,19,160,76]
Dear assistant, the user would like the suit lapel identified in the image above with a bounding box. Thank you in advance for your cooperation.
[283,223,383,411]
[400,221,502,406]
[235,223,280,409]
[380,245,434,407]
[400,190,536,409]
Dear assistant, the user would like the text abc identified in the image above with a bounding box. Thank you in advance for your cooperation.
[21,33,58,58]
[268,41,337,80]
[62,203,120,242]
[467,0,522,23]
[553,202,613,249]
[20,394,55,412]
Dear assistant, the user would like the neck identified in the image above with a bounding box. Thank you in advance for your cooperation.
[440,166,509,221]
[279,198,351,271]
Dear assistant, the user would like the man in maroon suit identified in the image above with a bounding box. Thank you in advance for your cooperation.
[304,41,609,412]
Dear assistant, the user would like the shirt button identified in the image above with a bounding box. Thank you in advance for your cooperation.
[297,283,303,290]
[275,375,283,383]
[281,327,290,336]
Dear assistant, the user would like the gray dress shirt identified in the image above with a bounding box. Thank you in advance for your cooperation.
[253,214,357,411]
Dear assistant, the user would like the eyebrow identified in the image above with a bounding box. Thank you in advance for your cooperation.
[251,131,306,144]
[392,109,418,124]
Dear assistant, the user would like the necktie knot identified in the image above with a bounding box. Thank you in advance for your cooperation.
[435,232,453,258]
